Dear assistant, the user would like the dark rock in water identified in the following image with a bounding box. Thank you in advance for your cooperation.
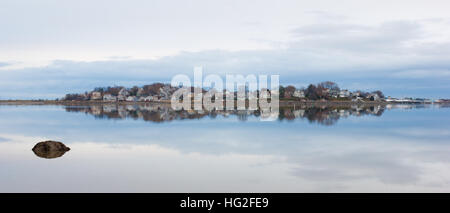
[32,141,70,159]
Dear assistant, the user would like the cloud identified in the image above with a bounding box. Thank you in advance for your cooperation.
[0,137,9,143]
[291,21,423,53]
[1,19,450,99]
[0,62,10,67]
[391,69,450,79]
[291,151,420,184]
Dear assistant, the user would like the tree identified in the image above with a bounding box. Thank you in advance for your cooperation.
[318,81,340,91]
[129,86,140,96]
[64,93,86,101]
[93,87,105,93]
[284,85,296,98]
[279,86,286,98]
[305,84,319,100]
[372,90,385,99]
[143,83,165,96]
[106,86,124,96]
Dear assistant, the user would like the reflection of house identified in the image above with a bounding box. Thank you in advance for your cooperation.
[103,94,117,101]
[293,109,305,117]
[102,104,117,112]
[293,90,305,98]
[91,105,102,115]
[64,102,386,126]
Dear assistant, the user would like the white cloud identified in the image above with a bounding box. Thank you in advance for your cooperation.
[1,1,450,98]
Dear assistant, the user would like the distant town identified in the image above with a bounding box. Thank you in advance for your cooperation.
[60,81,448,104]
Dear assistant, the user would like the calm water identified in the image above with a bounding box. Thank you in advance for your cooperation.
[1,103,450,192]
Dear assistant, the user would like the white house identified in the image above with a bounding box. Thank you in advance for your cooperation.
[339,90,350,98]
[136,88,145,97]
[144,96,154,101]
[352,97,364,102]
[90,91,102,100]
[117,88,129,101]
[368,93,380,101]
[293,90,305,98]
[126,96,138,102]
[103,94,117,101]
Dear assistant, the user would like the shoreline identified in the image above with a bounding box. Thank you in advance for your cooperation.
[0,99,431,107]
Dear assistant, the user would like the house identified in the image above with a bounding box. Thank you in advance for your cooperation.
[339,90,350,98]
[434,99,450,103]
[118,88,129,96]
[293,90,305,98]
[152,95,160,101]
[248,91,258,100]
[103,94,117,101]
[90,92,102,100]
[117,88,129,101]
[385,97,397,102]
[159,85,172,100]
[144,96,154,101]
[351,91,361,97]
[367,93,380,101]
[259,89,271,99]
[136,88,145,97]
[329,89,339,98]
[126,96,138,102]
[352,97,364,102]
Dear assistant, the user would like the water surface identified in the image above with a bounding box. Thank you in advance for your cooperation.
[0,103,449,192]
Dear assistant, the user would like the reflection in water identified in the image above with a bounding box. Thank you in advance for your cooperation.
[32,141,70,159]
[64,103,389,125]
[1,103,449,192]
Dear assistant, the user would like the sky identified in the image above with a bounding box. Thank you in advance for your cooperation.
[1,0,450,99]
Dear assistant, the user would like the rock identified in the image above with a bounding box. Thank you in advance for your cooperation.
[32,141,70,159]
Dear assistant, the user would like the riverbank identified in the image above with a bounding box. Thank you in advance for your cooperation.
[0,99,393,107]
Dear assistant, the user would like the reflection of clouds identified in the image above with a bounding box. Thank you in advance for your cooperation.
[283,132,450,191]
[389,128,450,138]
[1,105,450,192]
[291,151,419,184]
[2,129,450,192]
[0,137,287,192]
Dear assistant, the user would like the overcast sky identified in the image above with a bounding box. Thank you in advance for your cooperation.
[1,0,450,99]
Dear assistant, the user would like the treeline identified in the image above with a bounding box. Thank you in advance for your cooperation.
[279,81,384,101]
[63,81,385,102]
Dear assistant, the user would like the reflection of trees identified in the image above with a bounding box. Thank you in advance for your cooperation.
[276,105,384,126]
[434,103,450,109]
[64,104,386,126]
